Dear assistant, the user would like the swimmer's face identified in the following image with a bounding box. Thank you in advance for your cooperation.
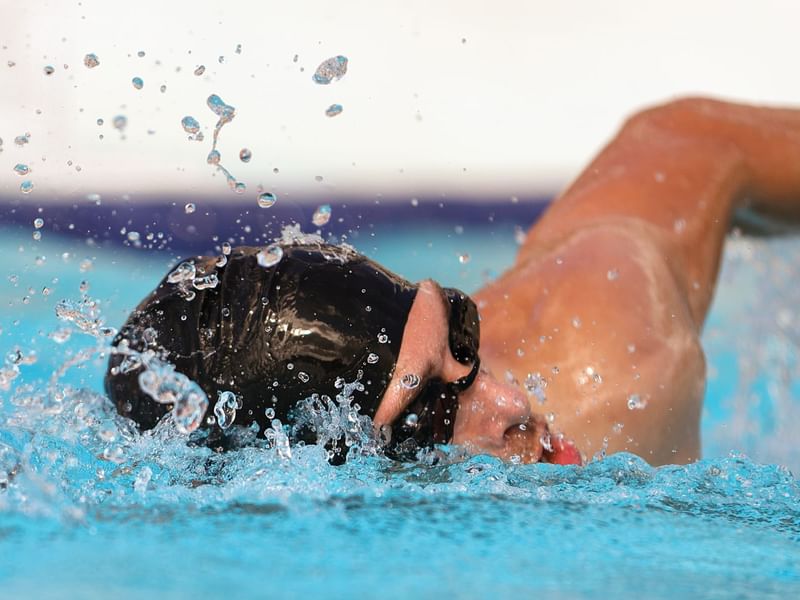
[374,280,551,463]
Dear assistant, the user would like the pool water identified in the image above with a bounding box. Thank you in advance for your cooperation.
[1,220,799,599]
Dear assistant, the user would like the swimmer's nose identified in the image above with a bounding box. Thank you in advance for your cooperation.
[452,370,531,450]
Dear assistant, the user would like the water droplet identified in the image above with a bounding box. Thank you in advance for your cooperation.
[410,198,419,207]
[218,55,225,64]
[181,115,200,134]
[167,261,196,284]
[159,84,167,93]
[183,203,196,214]
[400,373,421,389]
[607,269,619,281]
[627,394,647,410]
[377,333,389,344]
[221,242,232,255]
[256,245,284,268]
[297,371,310,383]
[206,150,221,165]
[235,44,242,54]
[673,218,687,234]
[404,413,419,428]
[14,133,30,146]
[458,253,471,264]
[524,372,547,404]
[13,164,29,176]
[207,94,235,119]
[312,55,348,84]
[137,50,146,58]
[33,218,44,229]
[325,103,343,117]
[112,115,127,131]
[194,65,205,76]
[312,204,332,227]
[239,148,252,162]
[257,192,277,208]
[265,407,275,419]
[366,353,379,364]
[83,53,100,68]
[612,422,624,434]
[43,65,54,76]
[127,231,140,242]
[571,316,582,328]
[214,390,242,430]
[20,180,34,194]
[131,76,144,89]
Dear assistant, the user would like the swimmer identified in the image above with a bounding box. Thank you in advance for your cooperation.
[106,97,800,465]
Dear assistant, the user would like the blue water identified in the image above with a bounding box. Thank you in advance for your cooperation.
[1,223,799,598]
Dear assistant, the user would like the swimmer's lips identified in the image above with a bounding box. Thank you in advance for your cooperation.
[503,418,582,466]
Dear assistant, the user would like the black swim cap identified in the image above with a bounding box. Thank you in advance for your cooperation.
[105,242,480,460]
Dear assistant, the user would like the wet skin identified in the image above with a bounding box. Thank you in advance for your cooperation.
[377,97,800,465]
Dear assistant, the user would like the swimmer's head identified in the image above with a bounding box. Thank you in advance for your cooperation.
[105,242,480,460]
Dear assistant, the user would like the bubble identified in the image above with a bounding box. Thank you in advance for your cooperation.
[83,53,100,68]
[627,394,647,410]
[33,218,44,229]
[257,192,277,208]
[131,77,144,89]
[13,164,29,176]
[207,94,235,120]
[20,181,34,194]
[312,55,348,84]
[184,203,196,214]
[239,148,252,162]
[43,65,55,76]
[312,204,332,227]
[256,245,284,268]
[366,353,379,364]
[181,116,200,134]
[194,65,205,76]
[400,373,421,389]
[112,115,127,131]
[325,103,343,117]
[206,150,221,165]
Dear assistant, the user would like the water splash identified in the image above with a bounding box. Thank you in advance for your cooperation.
[204,94,244,192]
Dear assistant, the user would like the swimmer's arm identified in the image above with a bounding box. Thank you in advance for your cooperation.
[523,97,800,326]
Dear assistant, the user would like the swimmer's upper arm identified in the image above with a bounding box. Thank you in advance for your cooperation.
[523,97,800,328]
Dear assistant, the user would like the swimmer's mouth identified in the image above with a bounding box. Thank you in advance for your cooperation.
[503,418,582,465]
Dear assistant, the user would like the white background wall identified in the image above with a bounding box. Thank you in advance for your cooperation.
[1,0,799,203]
